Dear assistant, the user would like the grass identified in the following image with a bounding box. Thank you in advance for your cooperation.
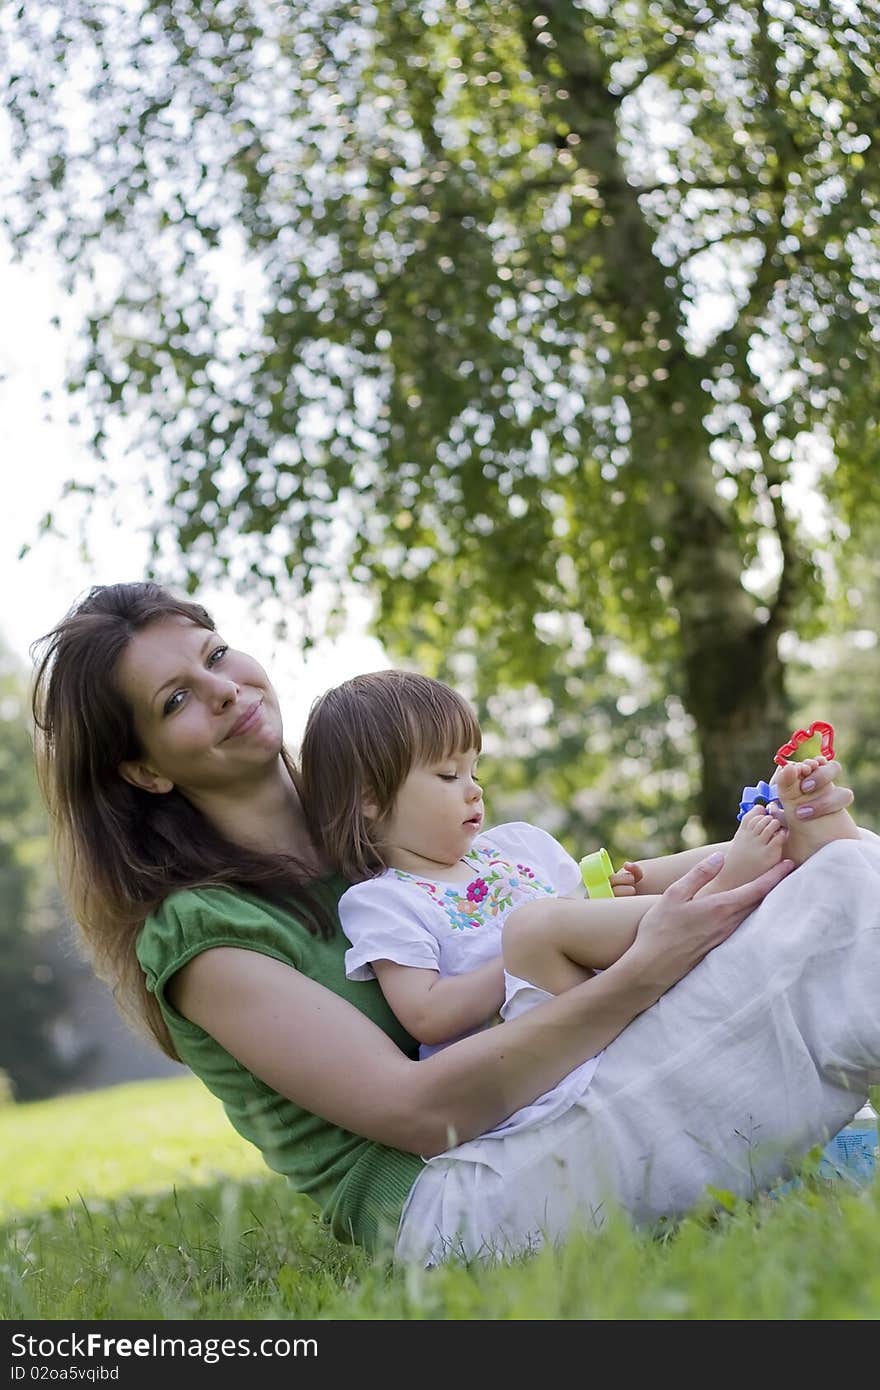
[1,1077,879,1320]
[0,1076,267,1216]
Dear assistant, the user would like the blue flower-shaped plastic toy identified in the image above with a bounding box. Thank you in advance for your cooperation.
[737,780,783,823]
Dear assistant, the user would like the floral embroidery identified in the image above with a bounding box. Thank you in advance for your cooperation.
[467,878,488,904]
[449,907,482,931]
[392,841,555,930]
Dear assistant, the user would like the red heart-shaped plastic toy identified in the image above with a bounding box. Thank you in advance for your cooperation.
[773,720,835,767]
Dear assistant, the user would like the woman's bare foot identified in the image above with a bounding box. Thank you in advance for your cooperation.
[774,757,862,866]
[694,806,787,898]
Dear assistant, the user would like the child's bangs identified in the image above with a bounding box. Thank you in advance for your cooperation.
[406,690,482,766]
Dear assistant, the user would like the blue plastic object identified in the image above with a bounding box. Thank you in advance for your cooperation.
[737,780,782,823]
[772,1102,878,1198]
[817,1104,879,1185]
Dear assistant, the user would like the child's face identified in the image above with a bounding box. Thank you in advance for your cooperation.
[376,748,484,871]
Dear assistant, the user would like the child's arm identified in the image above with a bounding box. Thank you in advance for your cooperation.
[372,958,506,1049]
[616,757,838,894]
[620,842,730,895]
[340,879,505,1048]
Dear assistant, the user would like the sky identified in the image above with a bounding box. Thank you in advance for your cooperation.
[0,237,390,742]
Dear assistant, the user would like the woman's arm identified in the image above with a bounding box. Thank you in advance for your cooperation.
[372,957,505,1047]
[170,853,793,1157]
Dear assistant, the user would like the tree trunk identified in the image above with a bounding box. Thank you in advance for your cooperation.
[680,612,793,844]
[525,12,799,844]
[663,446,796,843]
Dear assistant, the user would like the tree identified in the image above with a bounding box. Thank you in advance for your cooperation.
[0,640,79,1099]
[4,0,879,840]
[788,545,880,833]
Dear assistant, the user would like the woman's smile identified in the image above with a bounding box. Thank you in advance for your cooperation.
[223,699,264,741]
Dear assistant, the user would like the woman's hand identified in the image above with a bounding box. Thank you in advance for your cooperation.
[622,851,794,997]
[767,758,853,823]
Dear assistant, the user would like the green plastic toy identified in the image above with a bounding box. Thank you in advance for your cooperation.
[579,847,614,898]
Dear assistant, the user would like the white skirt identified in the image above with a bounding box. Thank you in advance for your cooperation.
[395,836,880,1265]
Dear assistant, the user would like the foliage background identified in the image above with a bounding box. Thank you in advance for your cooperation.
[0,642,87,1101]
[4,0,879,847]
[1,0,879,1100]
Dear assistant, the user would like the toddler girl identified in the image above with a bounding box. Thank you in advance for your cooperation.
[300,671,801,1132]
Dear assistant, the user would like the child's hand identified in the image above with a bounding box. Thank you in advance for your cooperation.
[769,754,827,787]
[610,861,644,897]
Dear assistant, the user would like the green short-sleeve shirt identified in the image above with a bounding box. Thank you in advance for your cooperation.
[136,876,425,1252]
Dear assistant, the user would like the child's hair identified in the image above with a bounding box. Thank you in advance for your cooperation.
[31,581,332,1058]
[300,670,482,881]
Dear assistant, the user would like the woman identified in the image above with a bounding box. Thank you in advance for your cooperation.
[31,582,879,1265]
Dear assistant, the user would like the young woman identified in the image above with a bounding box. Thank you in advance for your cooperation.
[32,582,878,1265]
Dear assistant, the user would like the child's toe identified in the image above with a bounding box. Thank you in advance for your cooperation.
[774,763,801,798]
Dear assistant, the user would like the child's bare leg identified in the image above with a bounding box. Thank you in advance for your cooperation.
[502,896,657,996]
[694,805,787,897]
[774,757,861,866]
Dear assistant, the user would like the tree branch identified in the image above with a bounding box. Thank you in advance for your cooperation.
[628,176,761,198]
[739,374,805,640]
[663,224,762,276]
[616,2,728,99]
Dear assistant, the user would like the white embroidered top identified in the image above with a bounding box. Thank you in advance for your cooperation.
[341,821,578,985]
[340,821,604,1134]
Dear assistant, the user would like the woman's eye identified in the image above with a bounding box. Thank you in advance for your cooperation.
[163,690,186,716]
[438,773,457,781]
[208,645,228,666]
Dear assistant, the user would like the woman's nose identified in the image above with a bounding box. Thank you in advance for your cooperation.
[208,674,240,709]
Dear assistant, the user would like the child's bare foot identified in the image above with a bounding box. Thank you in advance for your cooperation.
[773,757,861,866]
[695,805,787,897]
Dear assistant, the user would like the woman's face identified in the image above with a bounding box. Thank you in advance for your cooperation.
[114,616,284,798]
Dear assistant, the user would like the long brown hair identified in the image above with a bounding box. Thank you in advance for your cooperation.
[300,669,482,882]
[31,582,331,1059]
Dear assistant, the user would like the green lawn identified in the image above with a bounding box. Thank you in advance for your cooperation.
[0,1075,266,1218]
[1,1077,878,1320]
